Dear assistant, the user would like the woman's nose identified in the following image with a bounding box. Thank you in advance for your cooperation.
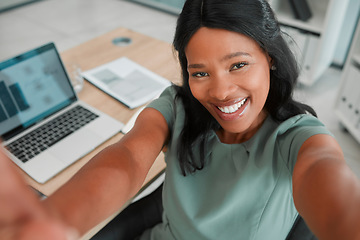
[208,74,236,101]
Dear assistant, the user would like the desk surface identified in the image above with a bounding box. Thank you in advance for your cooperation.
[24,27,180,197]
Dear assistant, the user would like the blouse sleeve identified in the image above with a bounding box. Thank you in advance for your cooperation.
[278,114,334,173]
[145,86,177,133]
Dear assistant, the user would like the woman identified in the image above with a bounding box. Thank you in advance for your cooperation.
[1,0,359,239]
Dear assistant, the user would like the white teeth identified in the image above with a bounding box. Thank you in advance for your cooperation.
[218,98,247,114]
[218,98,246,113]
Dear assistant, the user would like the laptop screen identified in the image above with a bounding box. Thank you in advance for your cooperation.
[0,42,76,140]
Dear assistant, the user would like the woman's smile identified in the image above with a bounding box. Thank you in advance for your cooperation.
[213,97,249,121]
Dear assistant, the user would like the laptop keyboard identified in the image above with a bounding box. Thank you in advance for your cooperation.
[6,105,99,163]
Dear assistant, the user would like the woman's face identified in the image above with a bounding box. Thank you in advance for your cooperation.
[185,27,271,143]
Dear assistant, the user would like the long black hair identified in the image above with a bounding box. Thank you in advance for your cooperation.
[172,0,317,176]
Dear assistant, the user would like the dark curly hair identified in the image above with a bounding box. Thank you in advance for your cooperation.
[172,0,317,176]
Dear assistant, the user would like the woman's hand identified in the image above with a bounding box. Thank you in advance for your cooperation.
[0,147,78,240]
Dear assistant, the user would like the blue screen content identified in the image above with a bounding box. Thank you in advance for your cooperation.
[0,46,75,137]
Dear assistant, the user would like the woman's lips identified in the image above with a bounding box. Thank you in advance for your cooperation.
[213,98,249,121]
[217,98,247,113]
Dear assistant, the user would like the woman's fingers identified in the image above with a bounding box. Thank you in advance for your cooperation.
[0,146,64,240]
[0,147,45,223]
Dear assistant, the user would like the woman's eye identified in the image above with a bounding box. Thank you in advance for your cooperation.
[231,62,247,70]
[192,72,209,78]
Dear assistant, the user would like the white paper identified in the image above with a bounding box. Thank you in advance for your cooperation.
[81,57,171,109]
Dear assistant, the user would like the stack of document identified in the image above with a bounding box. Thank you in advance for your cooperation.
[82,57,171,109]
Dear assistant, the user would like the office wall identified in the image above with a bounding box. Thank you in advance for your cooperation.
[333,0,360,67]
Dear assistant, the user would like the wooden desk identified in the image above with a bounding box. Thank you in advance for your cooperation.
[23,27,180,238]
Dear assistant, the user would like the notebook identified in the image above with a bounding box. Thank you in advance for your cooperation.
[0,42,124,183]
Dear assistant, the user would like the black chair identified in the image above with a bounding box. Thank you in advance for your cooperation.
[286,215,318,240]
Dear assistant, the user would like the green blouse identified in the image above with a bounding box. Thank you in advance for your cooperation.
[140,86,332,240]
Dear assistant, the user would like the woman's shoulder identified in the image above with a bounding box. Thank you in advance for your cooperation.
[263,114,333,149]
[276,114,329,135]
[147,85,179,107]
[146,85,184,129]
[252,114,327,141]
[271,114,333,172]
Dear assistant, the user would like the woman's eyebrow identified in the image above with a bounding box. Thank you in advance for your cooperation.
[187,52,251,69]
[188,63,205,69]
[221,51,251,61]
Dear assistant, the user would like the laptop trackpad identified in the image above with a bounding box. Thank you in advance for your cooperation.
[49,130,102,165]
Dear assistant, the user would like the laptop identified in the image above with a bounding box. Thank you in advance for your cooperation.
[0,42,124,184]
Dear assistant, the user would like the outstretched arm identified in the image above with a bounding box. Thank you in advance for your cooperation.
[293,134,360,240]
[0,107,169,239]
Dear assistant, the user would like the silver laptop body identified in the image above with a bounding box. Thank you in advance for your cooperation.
[0,42,123,183]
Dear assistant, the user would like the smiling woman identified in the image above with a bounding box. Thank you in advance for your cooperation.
[1,0,360,240]
[173,0,317,176]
